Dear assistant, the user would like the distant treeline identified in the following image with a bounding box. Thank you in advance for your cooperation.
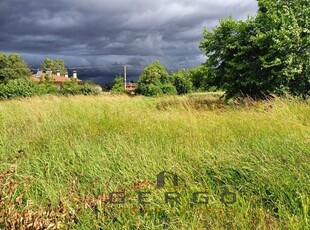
[111,60,210,96]
[0,53,100,99]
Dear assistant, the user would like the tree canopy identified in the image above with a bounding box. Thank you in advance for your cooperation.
[200,0,310,99]
[0,53,32,84]
[137,60,176,96]
[41,58,68,75]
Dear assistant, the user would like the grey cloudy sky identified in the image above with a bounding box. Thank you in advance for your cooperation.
[0,0,258,83]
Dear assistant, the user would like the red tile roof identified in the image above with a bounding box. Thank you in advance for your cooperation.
[126,83,136,91]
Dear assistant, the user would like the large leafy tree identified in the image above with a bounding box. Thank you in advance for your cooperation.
[200,17,261,98]
[253,0,306,96]
[137,60,176,96]
[41,58,67,75]
[0,53,32,84]
[280,0,310,97]
[200,0,310,99]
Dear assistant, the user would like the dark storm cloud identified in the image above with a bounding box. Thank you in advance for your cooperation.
[0,0,258,83]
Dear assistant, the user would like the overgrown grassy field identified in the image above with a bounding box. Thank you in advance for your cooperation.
[0,94,309,229]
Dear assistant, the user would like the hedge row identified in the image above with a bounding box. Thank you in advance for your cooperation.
[0,78,101,100]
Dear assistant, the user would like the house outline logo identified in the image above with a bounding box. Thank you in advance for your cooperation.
[156,171,186,189]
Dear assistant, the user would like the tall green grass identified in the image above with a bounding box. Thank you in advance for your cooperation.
[0,94,309,229]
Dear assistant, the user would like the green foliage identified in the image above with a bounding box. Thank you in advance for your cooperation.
[253,0,305,95]
[80,81,101,95]
[278,0,310,98]
[138,84,163,96]
[0,53,99,99]
[0,78,100,100]
[0,78,40,99]
[60,79,82,95]
[40,84,59,95]
[0,77,59,99]
[59,79,101,96]
[138,60,170,85]
[111,76,126,94]
[200,0,310,99]
[189,65,209,91]
[171,69,193,94]
[137,60,176,96]
[200,17,264,98]
[38,77,59,95]
[0,53,32,84]
[40,58,53,72]
[161,83,177,95]
[41,58,68,75]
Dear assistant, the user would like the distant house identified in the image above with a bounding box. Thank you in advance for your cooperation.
[31,69,82,86]
[125,82,136,91]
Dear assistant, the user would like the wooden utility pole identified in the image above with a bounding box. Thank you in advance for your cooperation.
[124,64,127,90]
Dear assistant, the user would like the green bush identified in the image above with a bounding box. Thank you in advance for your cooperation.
[111,76,126,94]
[0,84,8,99]
[161,83,177,95]
[59,79,101,96]
[0,75,100,100]
[38,79,59,95]
[0,78,40,99]
[138,84,163,96]
[80,81,101,95]
[39,83,58,95]
[59,79,82,95]
[171,69,193,94]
